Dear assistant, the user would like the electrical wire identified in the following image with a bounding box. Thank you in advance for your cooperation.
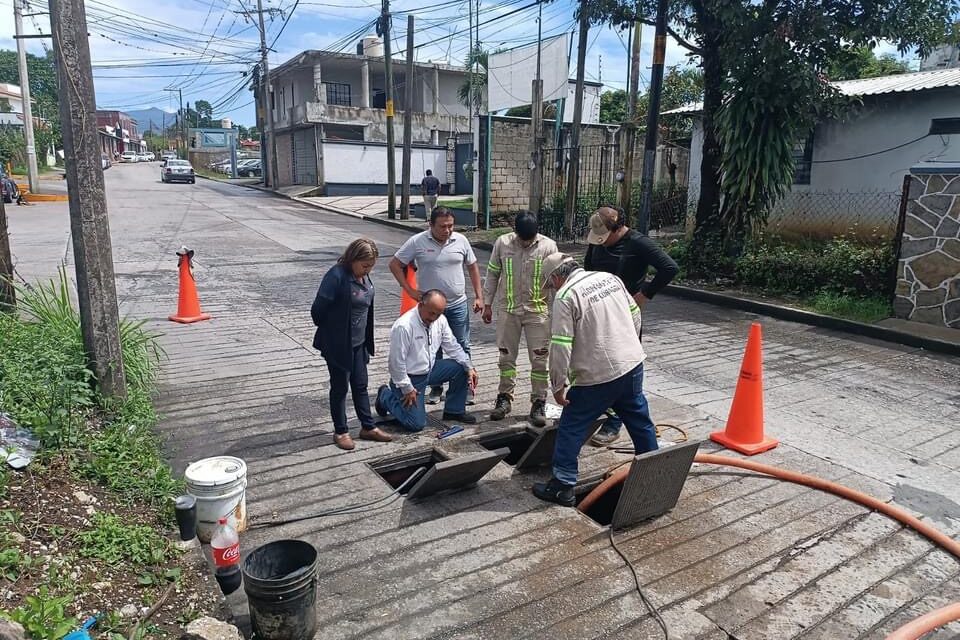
[249,466,427,528]
[608,528,671,640]
[812,134,930,163]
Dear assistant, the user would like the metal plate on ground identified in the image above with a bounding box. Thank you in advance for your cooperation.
[514,424,558,470]
[407,447,510,500]
[611,440,701,530]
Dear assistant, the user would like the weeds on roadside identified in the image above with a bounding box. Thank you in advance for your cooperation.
[3,586,78,640]
[808,291,892,324]
[76,512,171,566]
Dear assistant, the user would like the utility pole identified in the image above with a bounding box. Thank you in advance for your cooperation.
[528,0,544,214]
[618,16,642,213]
[0,199,14,311]
[13,0,39,195]
[162,110,166,150]
[49,0,127,399]
[255,0,278,190]
[400,15,414,221]
[564,0,589,234]
[636,0,667,235]
[381,0,397,219]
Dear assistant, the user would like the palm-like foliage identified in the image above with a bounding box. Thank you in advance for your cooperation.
[457,47,488,114]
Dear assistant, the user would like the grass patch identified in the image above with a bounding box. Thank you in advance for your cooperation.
[806,292,892,323]
[76,512,171,566]
[439,197,473,209]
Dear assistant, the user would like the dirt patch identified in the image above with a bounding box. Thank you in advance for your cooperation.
[0,456,221,638]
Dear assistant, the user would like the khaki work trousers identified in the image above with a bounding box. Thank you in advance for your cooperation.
[496,311,550,401]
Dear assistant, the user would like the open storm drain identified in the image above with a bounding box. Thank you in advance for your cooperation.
[475,425,557,469]
[576,440,701,529]
[369,446,509,500]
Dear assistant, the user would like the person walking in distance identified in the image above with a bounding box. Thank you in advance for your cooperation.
[583,205,678,446]
[481,211,558,427]
[532,253,658,506]
[390,207,483,406]
[311,239,394,450]
[421,169,441,215]
[375,290,480,430]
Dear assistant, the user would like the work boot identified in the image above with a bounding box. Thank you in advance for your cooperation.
[442,411,478,425]
[532,477,575,507]
[490,394,512,421]
[590,423,621,447]
[426,386,443,405]
[529,399,547,427]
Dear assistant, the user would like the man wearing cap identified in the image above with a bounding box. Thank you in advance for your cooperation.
[481,211,558,427]
[583,205,678,446]
[532,253,658,506]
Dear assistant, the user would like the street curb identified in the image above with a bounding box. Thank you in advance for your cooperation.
[661,284,960,357]
[229,180,960,357]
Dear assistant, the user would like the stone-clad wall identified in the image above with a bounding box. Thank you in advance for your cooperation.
[894,166,960,328]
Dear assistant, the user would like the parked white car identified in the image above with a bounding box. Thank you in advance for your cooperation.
[120,151,138,163]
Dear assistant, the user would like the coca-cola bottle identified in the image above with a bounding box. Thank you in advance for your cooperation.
[210,518,241,595]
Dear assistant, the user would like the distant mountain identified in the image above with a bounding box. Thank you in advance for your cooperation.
[125,108,177,132]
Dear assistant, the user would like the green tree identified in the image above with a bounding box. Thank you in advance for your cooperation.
[0,50,61,149]
[599,89,628,124]
[826,46,912,80]
[458,47,488,114]
[599,66,702,136]
[194,100,214,128]
[581,0,956,251]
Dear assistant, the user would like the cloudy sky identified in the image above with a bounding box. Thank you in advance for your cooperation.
[0,0,916,127]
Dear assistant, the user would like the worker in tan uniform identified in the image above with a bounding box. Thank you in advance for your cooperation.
[481,211,558,427]
[532,253,658,506]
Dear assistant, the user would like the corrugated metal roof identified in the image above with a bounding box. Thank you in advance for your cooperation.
[833,67,960,95]
[662,67,960,115]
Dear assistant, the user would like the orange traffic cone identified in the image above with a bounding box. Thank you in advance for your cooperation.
[169,247,212,324]
[400,265,418,315]
[710,322,778,455]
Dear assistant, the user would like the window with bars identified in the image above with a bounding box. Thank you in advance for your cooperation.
[792,131,814,185]
[326,83,352,107]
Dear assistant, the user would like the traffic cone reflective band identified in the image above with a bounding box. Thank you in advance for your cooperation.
[169,246,212,324]
[710,322,778,455]
[400,264,418,315]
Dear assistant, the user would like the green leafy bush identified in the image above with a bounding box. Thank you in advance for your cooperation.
[76,512,170,566]
[3,587,77,640]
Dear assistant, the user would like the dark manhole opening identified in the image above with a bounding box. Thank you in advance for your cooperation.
[476,430,537,466]
[575,480,623,528]
[369,449,448,495]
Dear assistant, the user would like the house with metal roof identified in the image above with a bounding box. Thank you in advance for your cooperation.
[671,68,960,237]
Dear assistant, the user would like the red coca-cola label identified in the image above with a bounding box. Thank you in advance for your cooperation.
[213,543,240,567]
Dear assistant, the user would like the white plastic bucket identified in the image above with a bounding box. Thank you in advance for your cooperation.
[185,456,248,543]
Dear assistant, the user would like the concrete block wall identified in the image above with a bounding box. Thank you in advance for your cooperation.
[894,164,960,328]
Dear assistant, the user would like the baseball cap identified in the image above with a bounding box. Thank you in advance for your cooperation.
[586,212,613,245]
[541,252,574,288]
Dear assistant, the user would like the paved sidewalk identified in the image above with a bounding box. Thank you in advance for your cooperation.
[6,166,960,639]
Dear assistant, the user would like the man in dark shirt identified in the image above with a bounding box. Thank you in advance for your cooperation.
[583,205,679,446]
[421,170,441,214]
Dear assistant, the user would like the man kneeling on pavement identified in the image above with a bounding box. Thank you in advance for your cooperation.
[375,289,480,430]
[533,253,659,506]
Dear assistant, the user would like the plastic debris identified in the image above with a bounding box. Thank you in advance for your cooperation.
[0,413,39,470]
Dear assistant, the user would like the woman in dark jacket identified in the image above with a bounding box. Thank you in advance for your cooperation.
[311,238,393,450]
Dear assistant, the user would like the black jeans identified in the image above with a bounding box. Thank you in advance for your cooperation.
[326,345,374,434]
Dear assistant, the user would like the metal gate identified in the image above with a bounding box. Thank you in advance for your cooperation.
[292,127,318,186]
[540,143,618,241]
[454,142,473,195]
[275,133,293,186]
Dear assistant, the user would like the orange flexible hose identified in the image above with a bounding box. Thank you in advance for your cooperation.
[884,602,960,640]
[577,452,960,640]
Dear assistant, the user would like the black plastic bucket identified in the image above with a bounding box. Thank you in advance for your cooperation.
[242,539,319,640]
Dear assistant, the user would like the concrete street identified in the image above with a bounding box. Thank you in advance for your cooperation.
[7,162,960,638]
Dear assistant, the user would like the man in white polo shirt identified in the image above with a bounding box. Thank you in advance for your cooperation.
[390,206,483,405]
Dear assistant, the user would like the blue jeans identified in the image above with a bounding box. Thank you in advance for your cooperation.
[432,299,471,391]
[553,364,658,485]
[380,360,469,431]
